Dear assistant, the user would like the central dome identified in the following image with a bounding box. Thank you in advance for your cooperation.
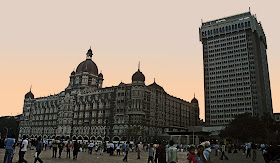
[76,48,99,75]
[76,59,98,75]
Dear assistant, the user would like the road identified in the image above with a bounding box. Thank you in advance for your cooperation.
[0,147,266,162]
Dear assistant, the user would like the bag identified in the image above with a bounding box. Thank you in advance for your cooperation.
[79,148,83,152]
[34,152,38,158]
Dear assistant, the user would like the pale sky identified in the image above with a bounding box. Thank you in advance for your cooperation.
[0,0,279,120]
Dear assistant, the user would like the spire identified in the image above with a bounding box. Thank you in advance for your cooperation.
[30,85,32,92]
[194,92,195,98]
[138,61,140,71]
[154,78,155,83]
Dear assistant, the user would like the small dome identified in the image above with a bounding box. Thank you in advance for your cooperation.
[148,81,164,91]
[71,71,75,75]
[25,91,34,99]
[76,59,98,75]
[98,73,103,78]
[132,69,145,82]
[118,82,125,86]
[191,97,198,104]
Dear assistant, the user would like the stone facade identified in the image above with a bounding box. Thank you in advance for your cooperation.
[19,48,200,142]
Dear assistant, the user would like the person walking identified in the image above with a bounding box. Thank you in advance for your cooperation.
[95,144,99,155]
[84,142,88,152]
[73,140,80,160]
[122,142,126,155]
[220,142,229,160]
[196,145,206,163]
[117,143,121,156]
[147,143,155,163]
[34,136,44,163]
[246,142,252,158]
[43,140,47,151]
[99,143,104,155]
[203,141,211,162]
[18,135,28,163]
[81,143,85,152]
[137,142,141,159]
[109,142,114,156]
[154,144,159,163]
[214,144,219,156]
[52,137,58,158]
[252,141,257,161]
[158,141,167,163]
[187,146,197,163]
[88,141,94,154]
[66,141,72,158]
[167,140,178,163]
[10,140,17,163]
[3,134,15,163]
[58,140,64,158]
[123,142,129,162]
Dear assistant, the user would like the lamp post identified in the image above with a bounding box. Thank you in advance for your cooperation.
[5,127,9,138]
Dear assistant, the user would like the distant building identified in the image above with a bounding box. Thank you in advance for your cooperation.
[274,113,280,122]
[19,48,200,142]
[199,12,273,126]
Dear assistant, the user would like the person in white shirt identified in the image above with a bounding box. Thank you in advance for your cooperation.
[109,142,114,156]
[147,143,155,163]
[88,142,94,154]
[19,135,28,163]
[214,144,219,156]
[137,142,142,159]
[203,141,212,162]
[246,142,252,158]
[116,144,121,155]
[260,143,265,153]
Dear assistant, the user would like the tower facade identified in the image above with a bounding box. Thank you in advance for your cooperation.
[199,12,273,126]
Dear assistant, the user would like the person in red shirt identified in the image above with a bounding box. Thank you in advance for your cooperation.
[66,141,72,158]
[188,146,197,163]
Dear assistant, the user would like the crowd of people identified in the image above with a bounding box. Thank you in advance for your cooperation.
[2,134,280,163]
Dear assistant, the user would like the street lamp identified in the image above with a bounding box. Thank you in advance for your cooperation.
[5,127,9,138]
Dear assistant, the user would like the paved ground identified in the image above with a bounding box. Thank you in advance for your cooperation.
[0,147,266,163]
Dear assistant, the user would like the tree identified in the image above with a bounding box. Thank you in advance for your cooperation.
[124,125,147,142]
[219,113,265,142]
[261,113,280,144]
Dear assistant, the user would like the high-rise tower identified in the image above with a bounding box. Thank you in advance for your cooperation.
[199,12,273,126]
